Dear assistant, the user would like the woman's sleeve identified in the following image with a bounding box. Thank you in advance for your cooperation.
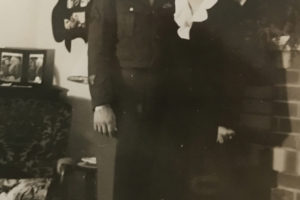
[217,1,249,130]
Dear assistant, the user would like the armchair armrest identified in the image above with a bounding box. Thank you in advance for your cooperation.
[56,157,74,183]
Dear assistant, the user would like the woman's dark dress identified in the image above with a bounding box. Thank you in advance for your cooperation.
[155,1,249,200]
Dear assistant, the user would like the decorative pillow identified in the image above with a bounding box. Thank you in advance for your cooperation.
[0,178,52,200]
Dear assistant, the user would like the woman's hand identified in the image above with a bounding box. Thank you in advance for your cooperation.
[216,126,235,144]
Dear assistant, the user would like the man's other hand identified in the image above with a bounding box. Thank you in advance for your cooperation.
[94,105,117,137]
[216,126,235,144]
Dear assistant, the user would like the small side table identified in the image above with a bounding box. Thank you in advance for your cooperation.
[61,161,97,200]
[76,162,97,200]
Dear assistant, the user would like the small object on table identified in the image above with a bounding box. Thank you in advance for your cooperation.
[81,156,97,165]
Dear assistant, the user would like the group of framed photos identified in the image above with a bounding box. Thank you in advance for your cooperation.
[0,48,54,86]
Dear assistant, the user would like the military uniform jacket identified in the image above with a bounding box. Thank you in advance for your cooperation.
[88,0,253,127]
[88,0,177,107]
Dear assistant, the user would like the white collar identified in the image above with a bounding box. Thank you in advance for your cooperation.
[174,0,218,40]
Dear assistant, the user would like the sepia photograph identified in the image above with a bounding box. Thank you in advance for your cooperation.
[27,54,44,84]
[0,0,300,200]
[0,52,23,83]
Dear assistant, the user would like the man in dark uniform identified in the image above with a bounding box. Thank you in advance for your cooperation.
[88,1,172,199]
[88,0,251,199]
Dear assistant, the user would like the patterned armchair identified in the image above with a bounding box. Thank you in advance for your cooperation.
[0,87,72,200]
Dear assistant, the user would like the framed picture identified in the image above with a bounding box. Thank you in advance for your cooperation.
[0,52,23,83]
[0,48,54,87]
[28,54,44,84]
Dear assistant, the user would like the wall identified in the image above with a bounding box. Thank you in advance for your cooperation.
[35,5,97,199]
[35,0,97,158]
[0,0,39,47]
[239,50,300,200]
[0,0,97,159]
[270,52,300,200]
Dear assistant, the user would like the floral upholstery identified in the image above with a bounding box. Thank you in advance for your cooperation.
[0,97,72,178]
[0,179,51,200]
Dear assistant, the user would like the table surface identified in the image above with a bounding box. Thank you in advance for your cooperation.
[77,162,97,170]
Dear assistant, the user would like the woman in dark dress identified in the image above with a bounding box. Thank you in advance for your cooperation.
[155,0,249,199]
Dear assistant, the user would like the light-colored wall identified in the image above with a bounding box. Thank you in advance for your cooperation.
[35,0,90,98]
[0,0,97,158]
[0,0,39,47]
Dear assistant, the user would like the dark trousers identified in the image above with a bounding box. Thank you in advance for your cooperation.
[155,103,220,200]
[96,67,221,200]
[96,68,165,200]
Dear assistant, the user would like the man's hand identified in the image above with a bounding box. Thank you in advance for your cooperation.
[94,105,117,137]
[216,126,235,144]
